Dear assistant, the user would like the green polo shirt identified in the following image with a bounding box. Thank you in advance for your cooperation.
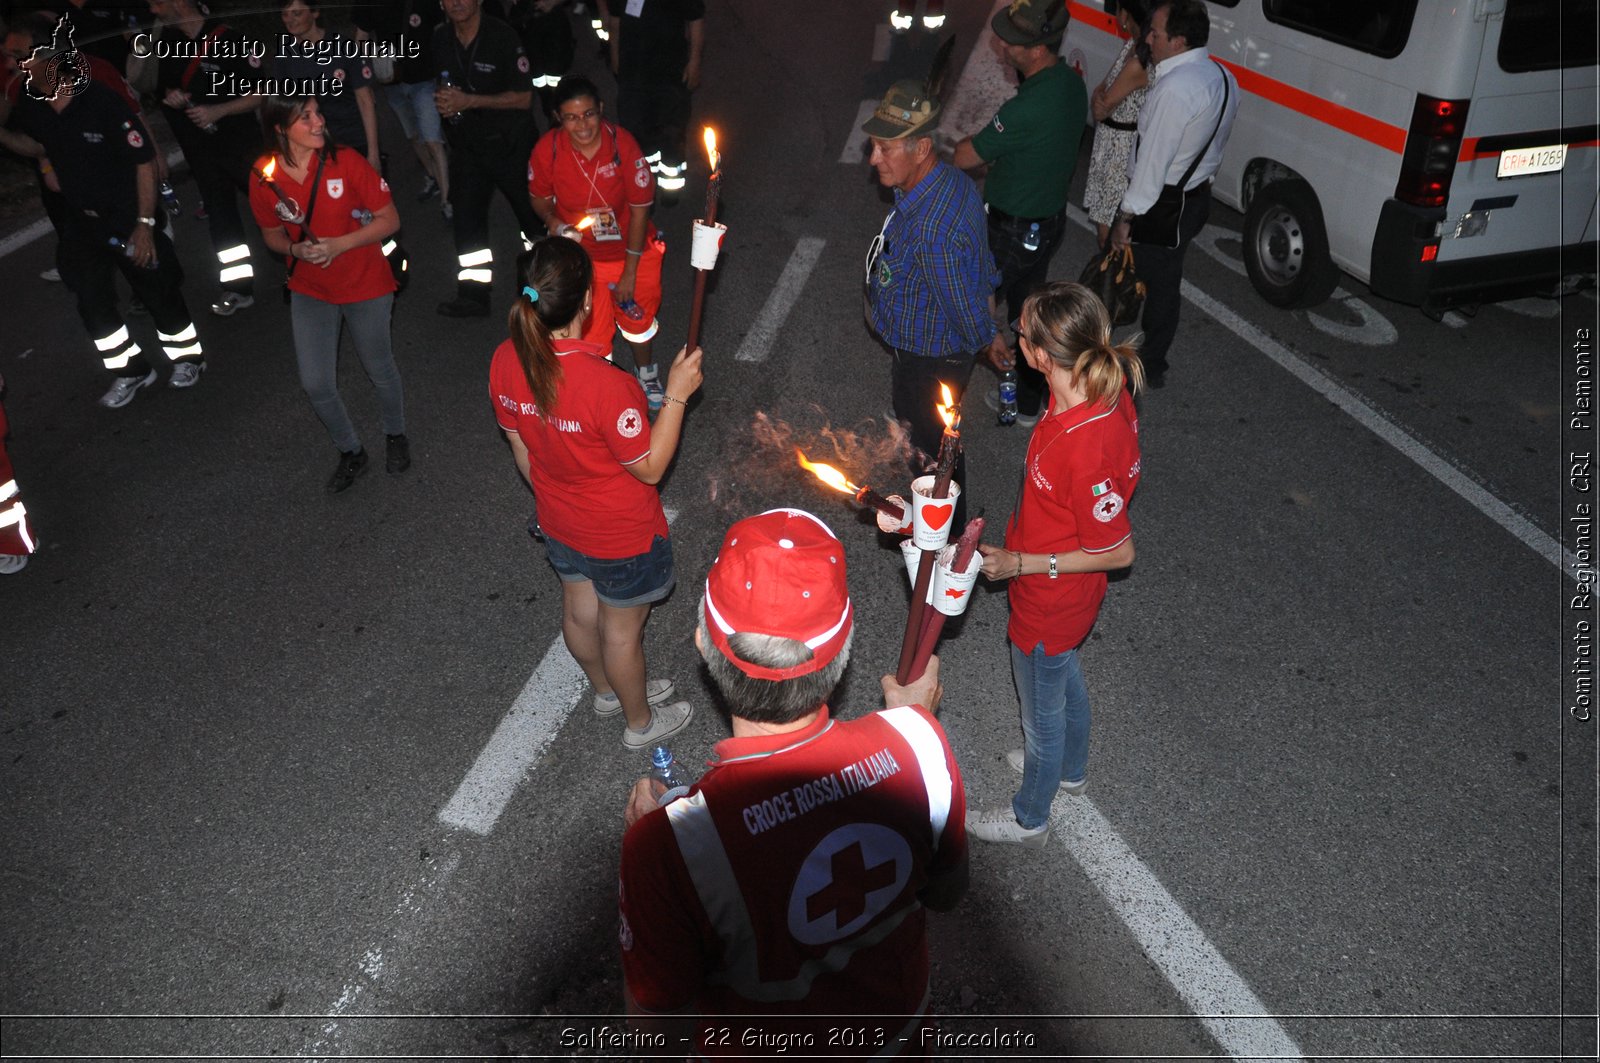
[971,59,1087,219]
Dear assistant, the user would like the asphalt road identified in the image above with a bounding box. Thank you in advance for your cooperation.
[3,1,1596,1059]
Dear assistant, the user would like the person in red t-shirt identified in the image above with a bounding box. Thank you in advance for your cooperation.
[618,507,968,1057]
[969,280,1145,848]
[489,235,702,749]
[249,96,409,493]
[526,76,671,411]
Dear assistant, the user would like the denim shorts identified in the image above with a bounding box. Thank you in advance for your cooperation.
[385,80,443,145]
[544,532,675,608]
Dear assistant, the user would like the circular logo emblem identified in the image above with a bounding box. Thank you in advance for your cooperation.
[126,128,144,148]
[786,824,912,945]
[516,55,530,74]
[46,51,92,98]
[333,68,346,80]
[1092,492,1125,523]
[409,12,421,26]
[617,408,643,438]
[634,167,650,189]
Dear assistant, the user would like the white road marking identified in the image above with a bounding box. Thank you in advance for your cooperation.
[0,149,184,261]
[872,23,891,63]
[839,100,878,164]
[438,507,681,835]
[1067,206,1572,575]
[735,237,827,363]
[1053,796,1305,1060]
[1182,279,1575,575]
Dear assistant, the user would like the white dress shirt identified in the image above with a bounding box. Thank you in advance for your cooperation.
[1120,47,1239,216]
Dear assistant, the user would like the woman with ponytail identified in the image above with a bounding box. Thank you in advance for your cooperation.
[489,236,704,750]
[966,280,1144,848]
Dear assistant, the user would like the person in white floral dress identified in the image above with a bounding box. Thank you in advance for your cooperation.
[1082,0,1151,247]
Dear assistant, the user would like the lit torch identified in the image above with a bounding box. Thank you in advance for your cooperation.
[896,382,964,684]
[795,448,906,523]
[685,126,725,356]
[254,157,314,237]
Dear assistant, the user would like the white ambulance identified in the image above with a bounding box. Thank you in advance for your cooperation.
[1060,0,1598,313]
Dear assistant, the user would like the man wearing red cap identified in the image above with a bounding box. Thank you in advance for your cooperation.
[618,508,968,1055]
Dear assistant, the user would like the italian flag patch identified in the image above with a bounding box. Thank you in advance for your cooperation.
[1091,479,1113,496]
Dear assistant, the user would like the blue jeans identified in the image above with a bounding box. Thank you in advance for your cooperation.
[1011,641,1091,830]
[289,292,404,454]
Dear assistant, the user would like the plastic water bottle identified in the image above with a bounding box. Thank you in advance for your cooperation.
[107,235,158,270]
[609,282,646,321]
[998,368,1018,426]
[159,181,180,214]
[1022,222,1041,252]
[651,746,693,806]
[351,208,374,225]
[437,70,462,123]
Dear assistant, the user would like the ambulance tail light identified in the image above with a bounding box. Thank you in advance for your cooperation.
[1395,94,1470,209]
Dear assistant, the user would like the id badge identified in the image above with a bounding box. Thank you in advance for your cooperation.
[586,207,622,242]
[624,0,645,16]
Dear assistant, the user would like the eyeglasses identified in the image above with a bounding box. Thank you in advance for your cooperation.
[864,209,894,284]
[559,108,599,124]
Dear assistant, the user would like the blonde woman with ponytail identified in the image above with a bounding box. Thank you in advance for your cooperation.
[967,281,1144,848]
[489,236,704,750]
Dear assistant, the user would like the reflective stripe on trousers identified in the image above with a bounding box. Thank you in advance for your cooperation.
[217,242,253,284]
[458,247,493,285]
[93,325,142,371]
[158,321,203,362]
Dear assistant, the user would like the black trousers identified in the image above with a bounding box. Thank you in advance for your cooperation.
[167,114,257,297]
[1132,185,1212,374]
[58,215,197,377]
[988,209,1066,417]
[889,348,977,533]
[617,78,690,177]
[448,130,542,302]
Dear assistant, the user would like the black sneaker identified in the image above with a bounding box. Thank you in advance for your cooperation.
[416,174,439,201]
[326,448,368,493]
[436,296,489,318]
[386,433,411,474]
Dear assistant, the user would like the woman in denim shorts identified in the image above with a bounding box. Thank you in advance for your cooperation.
[489,236,705,749]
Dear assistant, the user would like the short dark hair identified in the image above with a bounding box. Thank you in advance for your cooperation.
[1157,0,1210,49]
[697,612,853,725]
[260,95,339,161]
[551,74,601,112]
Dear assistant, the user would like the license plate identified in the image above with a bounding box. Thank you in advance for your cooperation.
[1497,143,1567,178]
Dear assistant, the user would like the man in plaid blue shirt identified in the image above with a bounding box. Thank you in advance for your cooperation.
[863,78,1003,531]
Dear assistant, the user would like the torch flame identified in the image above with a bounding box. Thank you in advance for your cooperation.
[261,157,276,181]
[936,383,957,429]
[703,126,720,173]
[796,448,856,495]
[573,214,595,231]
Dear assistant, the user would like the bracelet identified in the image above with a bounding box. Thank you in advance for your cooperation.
[625,248,643,256]
[1048,552,1058,579]
[1014,551,1024,579]
[661,395,688,409]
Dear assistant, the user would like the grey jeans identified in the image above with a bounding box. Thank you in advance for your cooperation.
[289,291,405,454]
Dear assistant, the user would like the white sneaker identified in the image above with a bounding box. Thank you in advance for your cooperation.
[594,678,676,717]
[0,553,29,574]
[966,807,1050,849]
[621,699,693,750]
[211,292,254,316]
[99,369,158,408]
[1006,748,1088,795]
[639,371,665,412]
[40,267,60,282]
[168,361,204,389]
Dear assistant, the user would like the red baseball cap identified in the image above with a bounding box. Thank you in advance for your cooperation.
[703,508,853,681]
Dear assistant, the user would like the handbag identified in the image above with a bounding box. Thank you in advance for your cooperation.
[1127,62,1231,248]
[1078,244,1146,328]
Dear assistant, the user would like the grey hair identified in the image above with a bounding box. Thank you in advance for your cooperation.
[696,607,853,725]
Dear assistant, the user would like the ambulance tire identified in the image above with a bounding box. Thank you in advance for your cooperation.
[1243,179,1340,309]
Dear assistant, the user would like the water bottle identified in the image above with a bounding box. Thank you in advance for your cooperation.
[651,746,693,806]
[437,70,462,123]
[107,236,158,270]
[609,282,646,321]
[180,92,218,134]
[159,181,180,214]
[351,208,374,225]
[1022,222,1041,252]
[998,367,1018,426]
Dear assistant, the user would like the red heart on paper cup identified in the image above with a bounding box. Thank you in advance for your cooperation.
[922,503,953,530]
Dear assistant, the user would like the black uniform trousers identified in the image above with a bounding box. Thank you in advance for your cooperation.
[58,213,197,378]
[166,113,257,297]
[988,208,1067,418]
[889,347,977,534]
[448,127,542,304]
[1132,184,1212,377]
[617,78,690,187]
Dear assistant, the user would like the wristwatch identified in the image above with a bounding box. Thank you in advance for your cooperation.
[136,216,157,228]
